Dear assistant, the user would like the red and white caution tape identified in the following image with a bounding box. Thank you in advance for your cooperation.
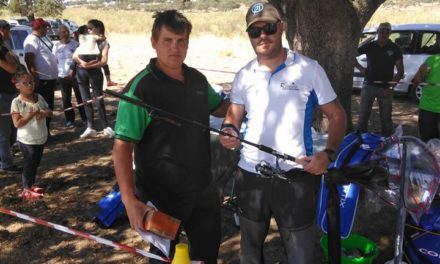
[0,96,104,117]
[0,207,170,262]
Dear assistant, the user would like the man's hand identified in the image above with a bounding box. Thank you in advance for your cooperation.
[124,198,155,232]
[297,151,330,175]
[219,127,241,150]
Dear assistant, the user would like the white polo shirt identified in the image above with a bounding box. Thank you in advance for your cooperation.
[231,49,336,172]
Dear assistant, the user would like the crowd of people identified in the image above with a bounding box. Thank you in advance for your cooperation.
[0,1,439,263]
[0,17,116,200]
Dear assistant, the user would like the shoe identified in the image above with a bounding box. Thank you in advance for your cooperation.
[80,128,97,138]
[21,189,43,200]
[0,165,21,173]
[66,121,75,128]
[107,81,118,87]
[103,127,115,138]
[31,186,45,194]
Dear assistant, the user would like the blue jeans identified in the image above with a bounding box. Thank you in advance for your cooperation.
[357,84,393,136]
[0,93,16,169]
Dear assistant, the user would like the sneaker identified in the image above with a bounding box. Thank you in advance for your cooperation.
[31,186,45,194]
[0,165,21,173]
[107,81,118,87]
[103,127,115,138]
[21,189,43,200]
[80,128,97,138]
[66,121,75,128]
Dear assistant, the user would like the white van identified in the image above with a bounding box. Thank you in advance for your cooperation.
[354,24,440,102]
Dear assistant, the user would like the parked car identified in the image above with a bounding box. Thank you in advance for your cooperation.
[46,19,61,40]
[7,25,32,67]
[6,18,30,27]
[354,24,440,102]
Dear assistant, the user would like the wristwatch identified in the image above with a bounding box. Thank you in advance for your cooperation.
[323,148,337,162]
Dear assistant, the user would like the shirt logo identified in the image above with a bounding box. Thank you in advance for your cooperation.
[280,82,299,91]
[387,50,394,56]
[251,3,264,14]
[196,90,205,95]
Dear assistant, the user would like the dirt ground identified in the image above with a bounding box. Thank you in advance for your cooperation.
[0,85,420,264]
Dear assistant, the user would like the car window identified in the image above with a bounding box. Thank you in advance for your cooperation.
[391,31,414,54]
[419,32,440,54]
[10,30,29,50]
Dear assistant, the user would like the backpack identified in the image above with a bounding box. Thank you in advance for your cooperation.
[317,132,384,238]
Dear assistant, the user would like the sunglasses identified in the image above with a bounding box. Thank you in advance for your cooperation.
[247,21,279,39]
[19,81,35,86]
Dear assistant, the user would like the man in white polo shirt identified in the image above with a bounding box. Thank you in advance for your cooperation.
[24,18,58,134]
[219,2,346,263]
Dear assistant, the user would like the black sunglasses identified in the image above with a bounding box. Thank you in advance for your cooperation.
[247,21,279,39]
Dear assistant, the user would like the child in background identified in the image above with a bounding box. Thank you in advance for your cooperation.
[10,71,52,200]
[74,25,117,87]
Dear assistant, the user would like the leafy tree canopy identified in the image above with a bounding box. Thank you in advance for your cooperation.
[9,0,65,20]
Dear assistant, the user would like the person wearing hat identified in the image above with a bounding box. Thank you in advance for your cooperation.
[0,20,20,173]
[23,18,58,134]
[355,22,404,136]
[219,2,346,263]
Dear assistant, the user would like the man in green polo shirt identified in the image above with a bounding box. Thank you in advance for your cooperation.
[413,53,440,141]
[112,10,229,264]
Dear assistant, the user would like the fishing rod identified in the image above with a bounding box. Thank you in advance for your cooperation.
[104,89,297,162]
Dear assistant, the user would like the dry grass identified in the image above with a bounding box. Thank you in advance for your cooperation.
[1,3,439,37]
[366,2,440,29]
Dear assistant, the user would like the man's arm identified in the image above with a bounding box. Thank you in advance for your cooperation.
[393,59,404,84]
[299,100,346,175]
[113,139,151,231]
[354,59,366,76]
[0,51,18,74]
[413,62,428,88]
[211,100,230,117]
[219,103,245,150]
[24,52,39,82]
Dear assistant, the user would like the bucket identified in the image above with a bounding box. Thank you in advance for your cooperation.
[320,234,378,264]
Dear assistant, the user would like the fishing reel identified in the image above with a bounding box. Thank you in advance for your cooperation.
[255,161,292,183]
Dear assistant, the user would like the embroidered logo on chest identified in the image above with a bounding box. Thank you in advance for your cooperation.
[280,82,299,91]
[386,50,394,56]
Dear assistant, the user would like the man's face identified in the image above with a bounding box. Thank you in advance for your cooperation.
[0,26,11,40]
[151,26,189,71]
[377,27,391,42]
[58,27,69,40]
[248,21,283,58]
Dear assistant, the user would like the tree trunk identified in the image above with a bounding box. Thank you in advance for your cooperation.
[270,0,384,133]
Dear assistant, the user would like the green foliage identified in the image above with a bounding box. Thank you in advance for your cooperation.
[8,0,65,19]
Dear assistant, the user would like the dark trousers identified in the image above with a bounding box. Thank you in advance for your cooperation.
[418,108,440,142]
[357,84,393,136]
[35,79,56,131]
[0,93,15,169]
[236,169,318,264]
[59,77,86,123]
[138,184,221,264]
[17,142,44,189]
[76,68,108,129]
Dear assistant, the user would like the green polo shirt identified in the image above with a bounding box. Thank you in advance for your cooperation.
[419,54,440,113]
